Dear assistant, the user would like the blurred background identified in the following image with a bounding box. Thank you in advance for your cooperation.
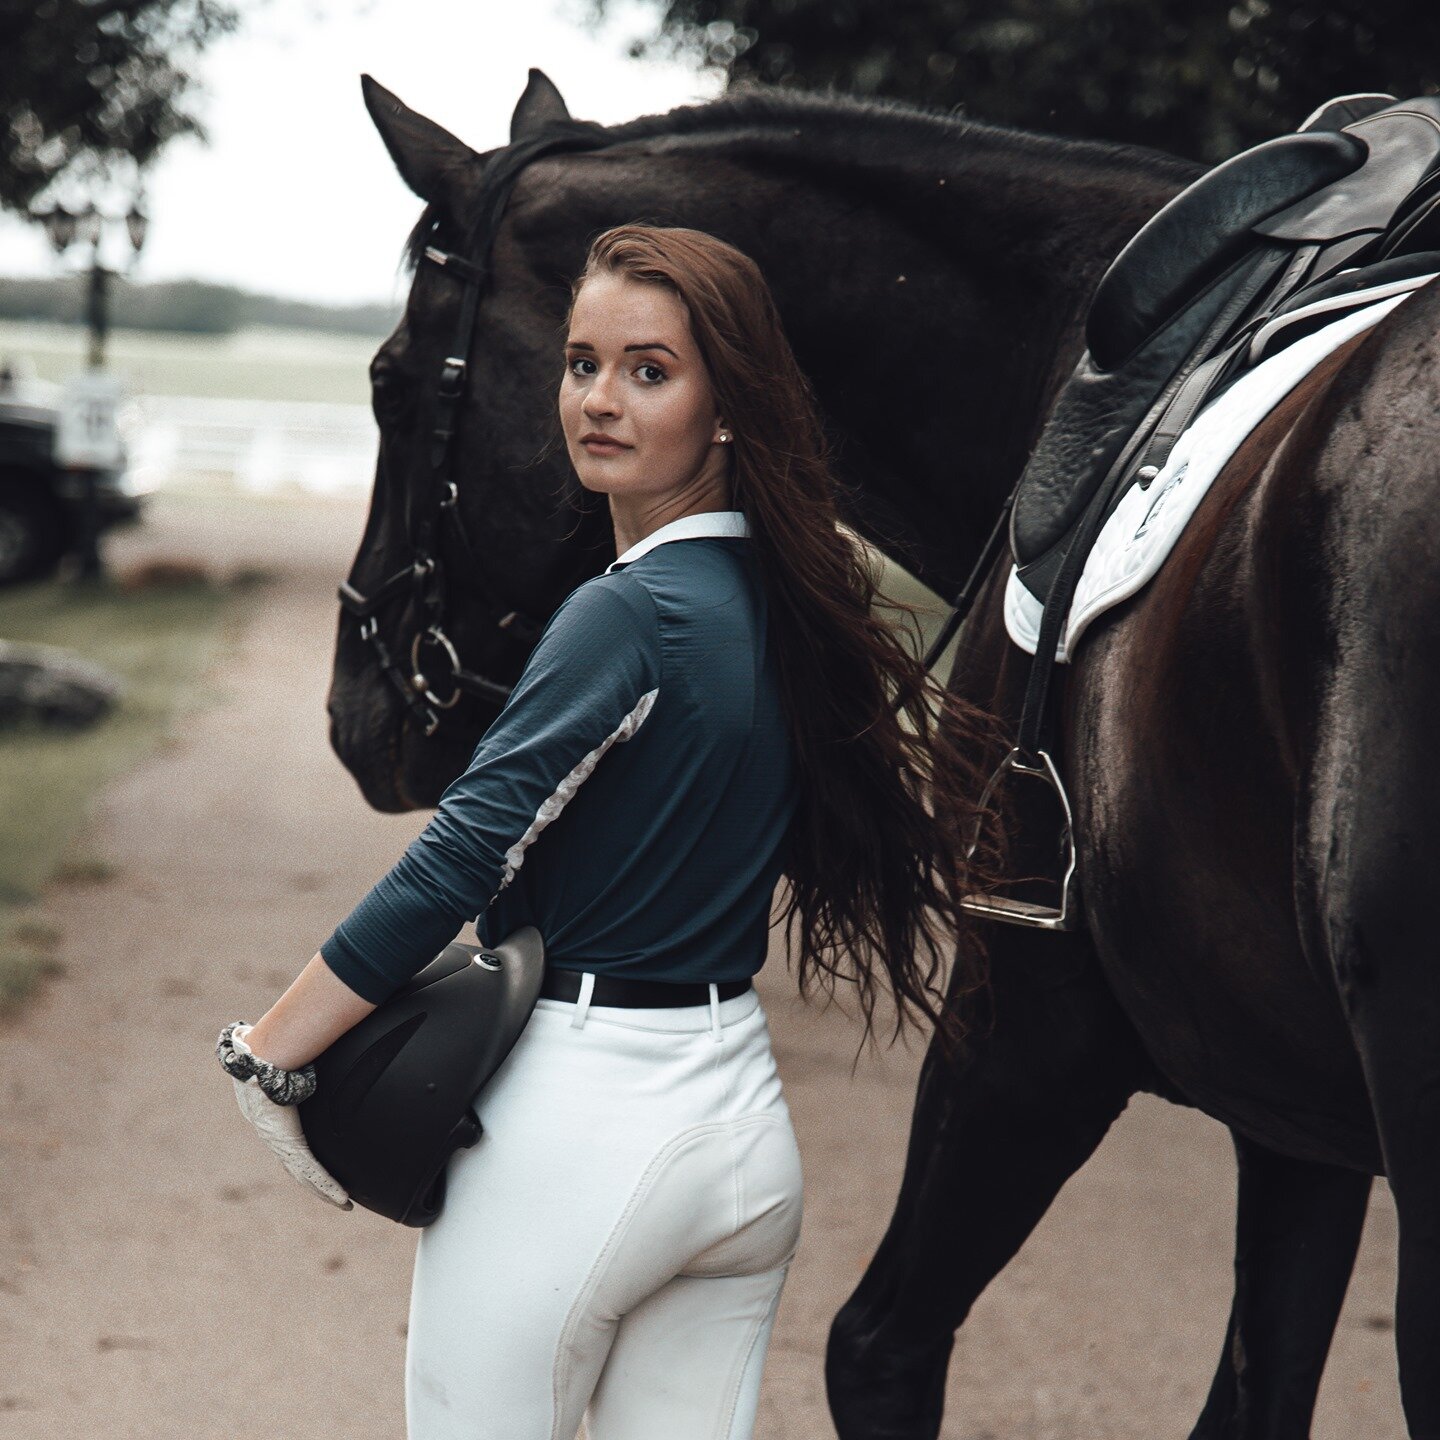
[0,0,731,1015]
[0,2,1432,1436]
[6,0,1438,547]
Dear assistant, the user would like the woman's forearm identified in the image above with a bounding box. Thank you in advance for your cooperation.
[242,953,378,1071]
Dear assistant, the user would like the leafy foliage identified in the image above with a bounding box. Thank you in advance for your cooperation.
[0,0,242,215]
[584,0,1440,161]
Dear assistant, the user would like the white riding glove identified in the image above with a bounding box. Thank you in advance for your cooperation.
[219,1023,353,1211]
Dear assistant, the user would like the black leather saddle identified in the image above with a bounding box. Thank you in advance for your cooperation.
[962,94,1440,933]
[1012,93,1440,603]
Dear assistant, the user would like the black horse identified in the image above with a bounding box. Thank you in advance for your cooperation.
[330,71,1381,1436]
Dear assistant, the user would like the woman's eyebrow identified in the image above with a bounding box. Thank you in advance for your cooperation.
[565,340,680,357]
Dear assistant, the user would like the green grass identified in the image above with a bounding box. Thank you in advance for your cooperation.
[0,320,376,404]
[0,572,242,1014]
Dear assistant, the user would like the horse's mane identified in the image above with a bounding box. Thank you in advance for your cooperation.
[401,82,1195,277]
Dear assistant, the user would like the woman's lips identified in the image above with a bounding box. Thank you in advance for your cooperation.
[582,439,631,455]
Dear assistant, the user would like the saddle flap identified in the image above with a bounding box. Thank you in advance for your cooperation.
[1012,245,1275,576]
[1086,129,1365,372]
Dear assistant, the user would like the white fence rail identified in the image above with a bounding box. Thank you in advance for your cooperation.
[123,394,378,497]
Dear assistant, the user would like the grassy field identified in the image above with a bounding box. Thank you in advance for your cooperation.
[0,320,376,404]
[0,571,247,1013]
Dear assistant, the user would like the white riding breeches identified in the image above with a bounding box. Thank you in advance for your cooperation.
[404,978,804,1440]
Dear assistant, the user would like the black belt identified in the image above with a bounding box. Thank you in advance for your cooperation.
[539,968,752,1008]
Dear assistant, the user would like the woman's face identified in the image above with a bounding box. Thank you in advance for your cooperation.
[559,270,730,509]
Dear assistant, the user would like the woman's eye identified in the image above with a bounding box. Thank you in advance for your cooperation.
[566,357,666,383]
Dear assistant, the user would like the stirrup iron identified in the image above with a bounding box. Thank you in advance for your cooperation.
[960,747,1079,931]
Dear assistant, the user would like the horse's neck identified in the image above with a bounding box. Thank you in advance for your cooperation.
[621,110,1191,593]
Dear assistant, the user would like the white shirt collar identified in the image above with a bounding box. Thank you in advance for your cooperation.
[604,510,750,573]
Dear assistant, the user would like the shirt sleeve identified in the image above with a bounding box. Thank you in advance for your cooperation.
[319,576,661,1003]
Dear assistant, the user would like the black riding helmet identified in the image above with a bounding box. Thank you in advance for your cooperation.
[299,925,545,1227]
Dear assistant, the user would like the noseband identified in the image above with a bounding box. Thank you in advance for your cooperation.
[339,123,614,738]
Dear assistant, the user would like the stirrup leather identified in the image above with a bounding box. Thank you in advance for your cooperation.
[960,748,1079,931]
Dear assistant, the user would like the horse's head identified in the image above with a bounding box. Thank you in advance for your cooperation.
[330,69,1184,813]
[329,70,617,811]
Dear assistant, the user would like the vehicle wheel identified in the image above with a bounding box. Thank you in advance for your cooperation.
[0,481,67,586]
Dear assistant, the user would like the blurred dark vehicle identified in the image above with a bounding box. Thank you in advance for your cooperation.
[0,362,148,585]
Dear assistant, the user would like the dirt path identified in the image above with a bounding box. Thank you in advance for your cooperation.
[0,494,1407,1438]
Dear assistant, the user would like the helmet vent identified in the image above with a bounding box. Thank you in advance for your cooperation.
[331,1012,427,1131]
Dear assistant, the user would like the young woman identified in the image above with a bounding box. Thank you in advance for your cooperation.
[216,224,992,1439]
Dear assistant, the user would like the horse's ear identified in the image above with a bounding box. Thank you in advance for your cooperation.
[510,68,572,141]
[360,73,480,210]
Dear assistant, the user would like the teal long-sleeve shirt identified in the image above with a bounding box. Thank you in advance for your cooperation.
[319,513,799,1004]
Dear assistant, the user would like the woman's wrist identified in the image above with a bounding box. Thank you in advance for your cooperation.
[216,1021,318,1106]
[232,952,381,1072]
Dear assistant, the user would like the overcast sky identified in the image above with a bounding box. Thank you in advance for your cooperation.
[0,0,723,307]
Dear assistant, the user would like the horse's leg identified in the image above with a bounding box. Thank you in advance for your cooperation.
[1190,1131,1371,1440]
[1292,518,1440,1433]
[1316,870,1440,1438]
[1293,626,1440,1429]
[825,929,1147,1440]
[1312,875,1440,1438]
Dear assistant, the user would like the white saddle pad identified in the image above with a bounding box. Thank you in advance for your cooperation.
[1004,271,1438,661]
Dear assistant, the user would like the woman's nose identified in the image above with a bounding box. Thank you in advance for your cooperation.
[581,369,621,419]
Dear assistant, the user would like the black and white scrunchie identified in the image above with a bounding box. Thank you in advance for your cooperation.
[216,1021,318,1106]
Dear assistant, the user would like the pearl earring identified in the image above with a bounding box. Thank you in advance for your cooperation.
[718,431,731,443]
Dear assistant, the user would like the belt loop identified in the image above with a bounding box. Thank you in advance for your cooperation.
[571,971,596,1030]
[709,982,722,1043]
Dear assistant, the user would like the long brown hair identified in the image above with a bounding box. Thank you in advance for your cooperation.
[566,224,1000,1055]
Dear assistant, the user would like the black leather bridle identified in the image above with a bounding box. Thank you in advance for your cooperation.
[338,122,613,738]
[339,119,979,739]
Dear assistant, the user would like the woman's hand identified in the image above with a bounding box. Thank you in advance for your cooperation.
[217,952,377,1210]
[219,1022,353,1210]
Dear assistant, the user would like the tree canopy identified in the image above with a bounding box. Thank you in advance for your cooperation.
[1,0,241,218]
[586,0,1440,162]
